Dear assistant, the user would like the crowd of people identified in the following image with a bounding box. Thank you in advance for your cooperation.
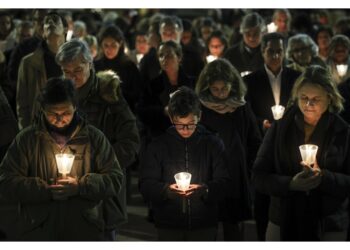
[1,8,350,241]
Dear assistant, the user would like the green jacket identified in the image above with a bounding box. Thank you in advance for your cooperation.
[0,114,123,240]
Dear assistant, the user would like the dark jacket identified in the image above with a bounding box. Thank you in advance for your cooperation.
[0,86,18,161]
[75,70,141,227]
[224,41,264,74]
[338,79,350,124]
[137,68,195,138]
[139,125,231,229]
[253,106,350,240]
[243,66,300,131]
[200,104,262,222]
[94,53,142,112]
[0,113,123,240]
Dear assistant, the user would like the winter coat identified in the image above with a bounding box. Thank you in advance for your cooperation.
[139,125,232,229]
[199,104,262,222]
[94,53,142,112]
[0,114,123,240]
[0,86,18,161]
[339,79,350,124]
[224,41,264,74]
[75,70,141,227]
[253,106,350,240]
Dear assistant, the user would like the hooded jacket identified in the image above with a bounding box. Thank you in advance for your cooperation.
[0,113,123,240]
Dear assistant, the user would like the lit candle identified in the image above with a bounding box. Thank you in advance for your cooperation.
[136,53,144,64]
[271,105,285,120]
[240,71,252,77]
[299,144,318,166]
[55,153,75,179]
[336,64,348,77]
[174,172,192,191]
[206,55,218,63]
[267,22,278,33]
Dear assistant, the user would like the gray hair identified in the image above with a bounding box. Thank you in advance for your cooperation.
[240,12,266,34]
[56,39,93,65]
[286,34,319,61]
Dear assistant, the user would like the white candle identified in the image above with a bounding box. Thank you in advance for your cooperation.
[206,55,218,63]
[271,105,285,120]
[55,153,75,179]
[336,64,348,77]
[267,22,278,33]
[174,172,192,191]
[240,71,252,77]
[299,144,318,166]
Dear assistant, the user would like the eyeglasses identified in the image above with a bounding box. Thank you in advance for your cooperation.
[173,123,197,130]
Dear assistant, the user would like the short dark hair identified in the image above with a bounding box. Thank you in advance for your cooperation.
[38,77,77,108]
[168,86,201,118]
[261,32,285,53]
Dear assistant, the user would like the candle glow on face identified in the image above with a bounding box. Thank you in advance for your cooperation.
[271,105,285,120]
[299,144,318,166]
[336,64,348,77]
[174,172,192,191]
[55,153,75,179]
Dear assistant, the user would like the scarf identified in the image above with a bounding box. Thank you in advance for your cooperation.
[199,90,246,114]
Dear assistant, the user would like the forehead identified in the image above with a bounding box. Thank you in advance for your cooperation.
[45,101,74,111]
[298,83,327,96]
[158,44,176,53]
[266,39,283,49]
[172,113,198,122]
[61,57,86,69]
[210,80,227,88]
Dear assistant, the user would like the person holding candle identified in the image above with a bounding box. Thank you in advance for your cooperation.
[139,86,231,241]
[0,77,124,240]
[195,58,262,240]
[326,34,350,85]
[55,39,140,240]
[253,65,350,241]
[243,32,300,240]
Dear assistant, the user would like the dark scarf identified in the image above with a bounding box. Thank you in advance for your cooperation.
[276,106,333,240]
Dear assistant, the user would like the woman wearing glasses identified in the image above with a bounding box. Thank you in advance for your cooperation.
[139,86,231,241]
[253,65,350,241]
[195,58,262,240]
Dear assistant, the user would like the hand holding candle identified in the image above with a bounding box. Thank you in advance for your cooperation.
[174,172,192,191]
[55,153,75,179]
[299,144,318,166]
[267,22,278,33]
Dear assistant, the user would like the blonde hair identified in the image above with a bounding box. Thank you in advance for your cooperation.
[288,65,344,113]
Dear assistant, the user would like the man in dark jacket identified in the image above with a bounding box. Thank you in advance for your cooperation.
[56,39,140,240]
[139,86,231,241]
[243,32,300,241]
[224,12,265,76]
[0,78,123,240]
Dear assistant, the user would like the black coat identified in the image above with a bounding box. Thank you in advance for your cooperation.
[224,41,264,74]
[137,68,195,138]
[253,106,350,240]
[338,79,350,124]
[243,67,300,130]
[200,104,262,222]
[139,125,232,229]
[94,53,142,112]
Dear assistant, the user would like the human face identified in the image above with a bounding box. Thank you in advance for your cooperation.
[172,113,200,138]
[44,101,75,129]
[32,10,48,37]
[135,34,149,54]
[102,37,121,60]
[43,14,64,38]
[208,37,225,57]
[274,12,289,33]
[181,31,192,45]
[209,80,231,100]
[317,30,331,51]
[291,41,312,66]
[160,24,181,43]
[263,39,284,74]
[0,15,11,38]
[243,26,262,49]
[332,43,349,64]
[61,57,91,89]
[297,83,330,124]
[158,45,181,72]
